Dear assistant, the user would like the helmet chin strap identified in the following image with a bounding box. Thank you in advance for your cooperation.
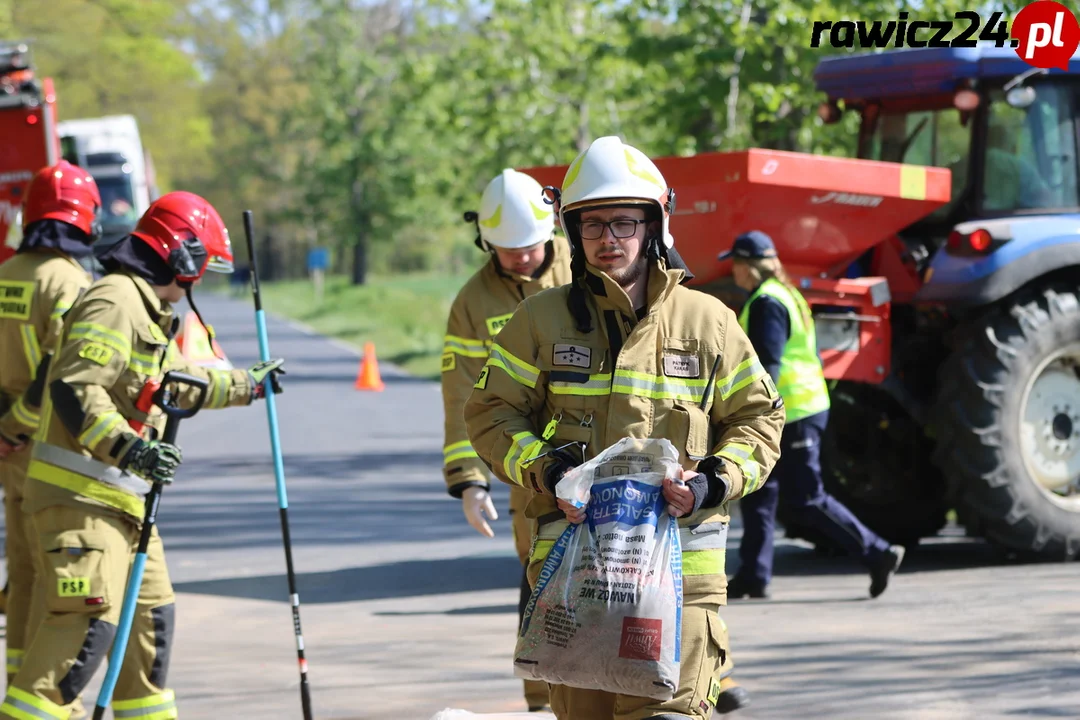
[183,284,225,360]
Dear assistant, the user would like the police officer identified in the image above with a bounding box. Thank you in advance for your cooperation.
[464,136,784,720]
[721,230,905,600]
[442,168,571,712]
[0,161,100,692]
[0,191,286,720]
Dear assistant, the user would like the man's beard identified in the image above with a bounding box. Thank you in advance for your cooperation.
[607,255,647,289]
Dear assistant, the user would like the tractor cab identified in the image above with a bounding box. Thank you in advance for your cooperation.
[816,46,1080,271]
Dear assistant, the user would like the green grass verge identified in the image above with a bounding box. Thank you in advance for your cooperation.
[257,272,472,379]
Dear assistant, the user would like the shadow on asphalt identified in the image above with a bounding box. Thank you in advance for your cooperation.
[374,604,520,617]
[174,555,522,604]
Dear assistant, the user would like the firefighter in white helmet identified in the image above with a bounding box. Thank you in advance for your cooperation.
[464,137,784,719]
[441,168,571,712]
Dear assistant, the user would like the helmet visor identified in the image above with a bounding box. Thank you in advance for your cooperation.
[206,253,234,273]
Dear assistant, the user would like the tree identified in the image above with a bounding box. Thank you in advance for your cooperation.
[6,0,211,190]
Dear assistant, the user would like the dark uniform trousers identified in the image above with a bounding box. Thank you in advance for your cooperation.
[737,410,891,585]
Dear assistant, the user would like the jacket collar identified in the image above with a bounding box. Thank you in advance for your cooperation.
[584,259,684,318]
[121,270,176,332]
[485,237,565,288]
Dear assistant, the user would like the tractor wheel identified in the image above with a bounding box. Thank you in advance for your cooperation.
[934,285,1080,560]
[815,381,948,550]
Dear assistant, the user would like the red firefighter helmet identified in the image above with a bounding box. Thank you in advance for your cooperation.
[129,191,234,283]
[22,160,103,239]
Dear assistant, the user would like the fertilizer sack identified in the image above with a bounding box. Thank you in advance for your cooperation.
[514,437,684,700]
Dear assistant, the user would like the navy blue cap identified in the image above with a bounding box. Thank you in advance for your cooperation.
[718,230,778,261]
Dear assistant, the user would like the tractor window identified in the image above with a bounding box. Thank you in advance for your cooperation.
[868,108,971,220]
[981,84,1078,212]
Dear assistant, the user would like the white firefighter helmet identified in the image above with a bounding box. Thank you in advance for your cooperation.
[558,136,674,248]
[477,168,555,250]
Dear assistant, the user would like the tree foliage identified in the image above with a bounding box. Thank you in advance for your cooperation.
[2,0,1024,281]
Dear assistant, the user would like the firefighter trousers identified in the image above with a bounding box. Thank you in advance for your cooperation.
[1,444,43,685]
[510,486,549,709]
[1,504,177,720]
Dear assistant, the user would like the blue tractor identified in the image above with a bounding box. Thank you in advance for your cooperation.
[807,46,1080,560]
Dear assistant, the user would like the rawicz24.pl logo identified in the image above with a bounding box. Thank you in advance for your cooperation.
[811,0,1080,71]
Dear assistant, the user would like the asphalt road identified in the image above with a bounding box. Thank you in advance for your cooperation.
[3,290,1079,719]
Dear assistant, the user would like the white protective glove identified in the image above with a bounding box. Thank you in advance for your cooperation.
[462,486,498,538]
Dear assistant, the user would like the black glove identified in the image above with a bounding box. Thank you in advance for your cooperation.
[248,358,286,400]
[121,439,183,485]
[542,449,579,496]
[687,456,732,515]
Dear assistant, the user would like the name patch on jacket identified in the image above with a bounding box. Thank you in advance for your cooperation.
[663,353,700,378]
[553,344,591,369]
[0,281,32,320]
[485,313,514,337]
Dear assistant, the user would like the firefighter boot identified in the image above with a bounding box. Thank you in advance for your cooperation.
[715,677,751,714]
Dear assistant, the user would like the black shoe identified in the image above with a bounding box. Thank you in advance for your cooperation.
[727,575,770,600]
[527,706,550,713]
[869,544,906,598]
[715,685,752,714]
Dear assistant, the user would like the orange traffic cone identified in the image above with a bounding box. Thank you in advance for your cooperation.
[355,342,385,391]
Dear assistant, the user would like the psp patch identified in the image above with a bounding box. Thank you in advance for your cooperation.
[474,366,490,389]
[485,313,514,337]
[58,577,90,598]
[78,343,114,366]
[663,353,700,378]
[552,344,591,369]
[707,677,722,706]
[441,353,456,372]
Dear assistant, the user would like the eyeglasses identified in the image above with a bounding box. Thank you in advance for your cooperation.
[578,219,645,240]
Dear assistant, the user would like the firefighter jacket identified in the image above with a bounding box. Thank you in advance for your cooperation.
[463,259,786,601]
[441,236,571,498]
[24,270,254,522]
[0,250,92,444]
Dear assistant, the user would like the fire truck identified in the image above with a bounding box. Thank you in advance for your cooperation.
[0,42,61,266]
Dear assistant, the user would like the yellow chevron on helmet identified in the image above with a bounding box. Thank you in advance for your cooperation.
[559,136,674,248]
[478,168,555,250]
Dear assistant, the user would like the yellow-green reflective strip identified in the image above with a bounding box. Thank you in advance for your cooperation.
[550,373,612,396]
[50,303,71,321]
[716,444,752,464]
[130,348,158,374]
[717,357,766,400]
[443,335,488,358]
[0,686,68,719]
[612,369,709,402]
[206,370,231,409]
[503,431,544,485]
[113,689,177,720]
[19,325,40,372]
[443,440,478,465]
[487,344,539,389]
[530,539,555,564]
[28,460,145,518]
[742,460,763,494]
[78,412,125,451]
[683,549,725,576]
[5,648,23,675]
[715,443,762,494]
[10,397,39,428]
[69,322,130,357]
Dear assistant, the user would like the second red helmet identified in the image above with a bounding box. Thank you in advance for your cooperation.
[129,191,234,283]
[22,160,103,240]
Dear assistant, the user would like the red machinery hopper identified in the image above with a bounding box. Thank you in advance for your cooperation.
[522,149,952,384]
[521,148,951,285]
